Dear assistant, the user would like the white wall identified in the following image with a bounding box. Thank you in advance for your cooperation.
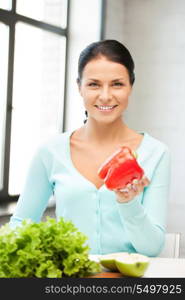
[65,0,102,131]
[104,0,185,256]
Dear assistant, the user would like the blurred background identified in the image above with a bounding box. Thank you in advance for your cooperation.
[0,0,185,257]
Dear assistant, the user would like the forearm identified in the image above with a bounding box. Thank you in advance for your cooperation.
[9,147,53,228]
[117,198,165,257]
[9,192,52,228]
[117,147,170,256]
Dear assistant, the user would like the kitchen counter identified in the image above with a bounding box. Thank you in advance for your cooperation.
[89,255,185,278]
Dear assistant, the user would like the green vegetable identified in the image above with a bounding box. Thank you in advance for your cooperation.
[0,217,101,278]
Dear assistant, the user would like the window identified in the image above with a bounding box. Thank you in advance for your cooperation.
[0,1,12,10]
[16,0,67,28]
[0,0,69,203]
[0,0,104,205]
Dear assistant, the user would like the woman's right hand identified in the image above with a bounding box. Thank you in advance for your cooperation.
[114,176,150,203]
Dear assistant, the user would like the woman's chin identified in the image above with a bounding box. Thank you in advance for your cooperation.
[91,116,121,125]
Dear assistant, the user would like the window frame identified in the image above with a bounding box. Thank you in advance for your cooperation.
[0,0,106,206]
[0,0,70,204]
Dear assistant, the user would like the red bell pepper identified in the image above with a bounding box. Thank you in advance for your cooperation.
[98,146,144,190]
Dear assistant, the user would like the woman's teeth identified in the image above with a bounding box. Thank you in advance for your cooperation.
[96,105,116,111]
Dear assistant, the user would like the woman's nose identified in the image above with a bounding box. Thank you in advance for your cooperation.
[99,86,112,102]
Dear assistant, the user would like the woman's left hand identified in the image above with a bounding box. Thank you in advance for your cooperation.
[114,176,150,203]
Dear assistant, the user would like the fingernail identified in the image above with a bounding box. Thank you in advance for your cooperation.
[120,188,129,193]
[132,179,138,184]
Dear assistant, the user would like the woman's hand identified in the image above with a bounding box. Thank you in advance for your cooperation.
[114,176,150,203]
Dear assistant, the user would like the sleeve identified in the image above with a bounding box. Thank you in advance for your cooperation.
[116,148,171,257]
[9,147,53,228]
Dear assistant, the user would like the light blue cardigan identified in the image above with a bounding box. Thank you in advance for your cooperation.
[9,130,171,256]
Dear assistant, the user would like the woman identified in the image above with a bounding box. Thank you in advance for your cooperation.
[9,40,171,257]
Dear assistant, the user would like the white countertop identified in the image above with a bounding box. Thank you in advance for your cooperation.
[89,255,185,278]
[144,257,185,278]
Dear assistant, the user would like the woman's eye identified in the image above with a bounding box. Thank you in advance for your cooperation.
[88,82,98,87]
[113,82,124,86]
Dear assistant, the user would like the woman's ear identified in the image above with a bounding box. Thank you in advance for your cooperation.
[76,78,80,84]
[77,78,83,97]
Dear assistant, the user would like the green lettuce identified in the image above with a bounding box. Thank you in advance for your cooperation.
[0,217,101,278]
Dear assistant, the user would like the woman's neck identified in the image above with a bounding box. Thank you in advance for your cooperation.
[78,118,131,146]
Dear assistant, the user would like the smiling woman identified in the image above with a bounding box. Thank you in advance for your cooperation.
[9,40,171,258]
[77,40,135,125]
[78,57,132,122]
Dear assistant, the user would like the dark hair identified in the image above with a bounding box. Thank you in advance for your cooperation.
[77,39,135,86]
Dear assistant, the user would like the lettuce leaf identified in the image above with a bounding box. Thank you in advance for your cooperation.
[0,217,101,278]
